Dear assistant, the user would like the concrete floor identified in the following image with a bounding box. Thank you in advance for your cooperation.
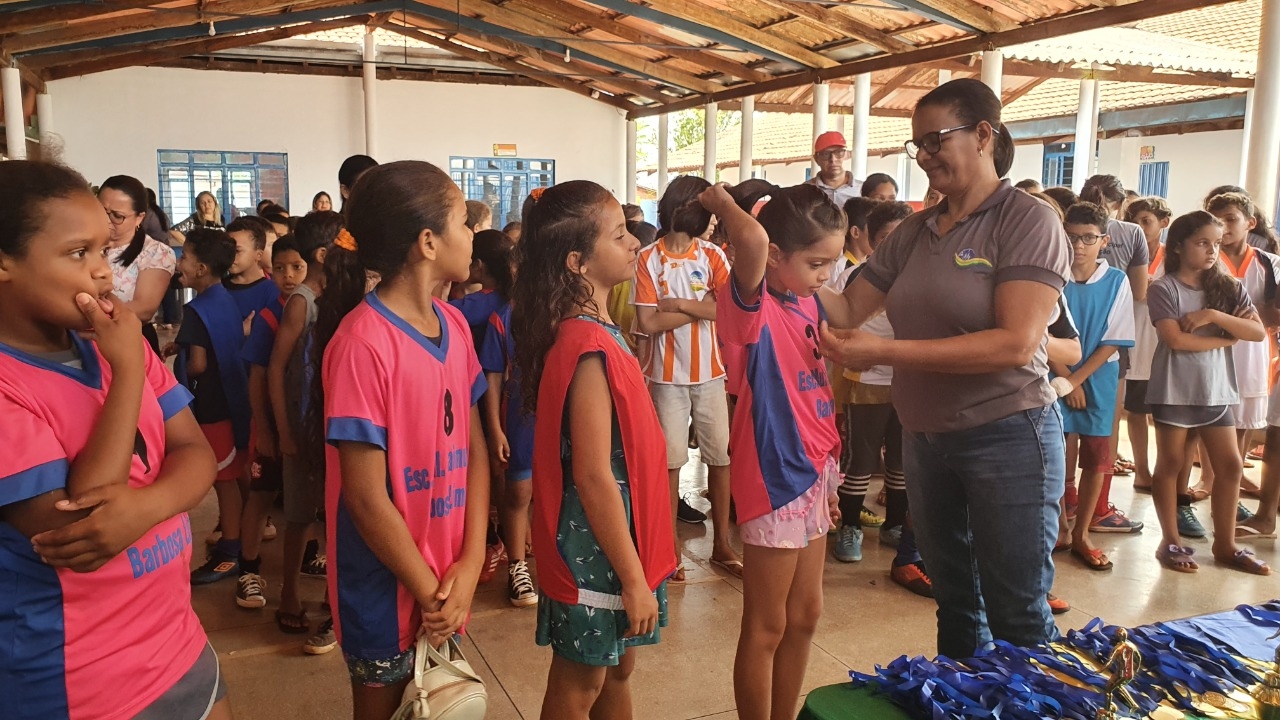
[193,428,1279,720]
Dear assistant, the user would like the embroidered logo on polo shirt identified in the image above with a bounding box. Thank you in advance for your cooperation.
[954,248,992,269]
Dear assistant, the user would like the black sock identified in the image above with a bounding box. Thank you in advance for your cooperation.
[303,539,318,565]
[240,554,261,575]
[486,519,501,546]
[885,488,909,530]
[1177,493,1192,507]
[839,493,864,529]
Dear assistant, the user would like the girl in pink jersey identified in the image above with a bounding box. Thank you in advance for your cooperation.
[0,161,225,719]
[308,161,491,719]
[701,182,844,720]
[511,181,674,720]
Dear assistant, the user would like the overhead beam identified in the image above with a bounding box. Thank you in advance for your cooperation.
[628,0,1241,119]
[931,57,1254,88]
[409,0,720,94]
[888,0,1014,33]
[385,21,637,111]
[634,0,838,69]
[44,17,368,80]
[716,99,912,117]
[503,0,771,83]
[999,76,1046,106]
[7,0,382,55]
[575,0,799,66]
[155,56,547,86]
[752,0,914,53]
[1,0,165,36]
[869,66,918,105]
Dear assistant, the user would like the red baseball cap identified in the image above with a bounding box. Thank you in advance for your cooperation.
[814,131,847,154]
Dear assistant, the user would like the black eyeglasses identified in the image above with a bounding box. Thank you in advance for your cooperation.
[1067,233,1105,246]
[105,208,134,226]
[904,123,979,159]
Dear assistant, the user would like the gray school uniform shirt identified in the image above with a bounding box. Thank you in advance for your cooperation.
[861,181,1071,433]
[1146,274,1254,407]
[1101,219,1149,275]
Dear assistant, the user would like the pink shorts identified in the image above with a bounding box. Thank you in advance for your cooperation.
[739,457,839,549]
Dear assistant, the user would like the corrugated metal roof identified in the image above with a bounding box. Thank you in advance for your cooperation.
[1004,26,1255,75]
[291,26,436,50]
[1137,0,1259,54]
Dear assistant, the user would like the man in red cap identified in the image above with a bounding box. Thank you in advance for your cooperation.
[807,130,861,206]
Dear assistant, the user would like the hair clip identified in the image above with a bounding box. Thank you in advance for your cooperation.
[335,228,358,252]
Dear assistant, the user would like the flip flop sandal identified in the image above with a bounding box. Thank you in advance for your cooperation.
[668,565,687,583]
[1188,487,1211,502]
[1214,548,1272,576]
[275,608,310,634]
[1053,541,1072,554]
[1241,484,1263,499]
[710,558,744,579]
[1071,546,1113,571]
[1156,544,1198,573]
[1236,525,1279,541]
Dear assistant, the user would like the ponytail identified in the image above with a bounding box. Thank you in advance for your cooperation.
[993,124,1015,179]
[303,243,368,467]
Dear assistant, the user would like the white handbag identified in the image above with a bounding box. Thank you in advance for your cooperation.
[391,635,488,720]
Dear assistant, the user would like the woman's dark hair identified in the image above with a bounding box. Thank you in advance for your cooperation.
[1064,201,1110,231]
[471,229,516,300]
[312,191,331,211]
[1079,175,1126,212]
[842,196,879,233]
[860,173,898,198]
[751,183,847,253]
[0,161,91,259]
[916,78,1015,178]
[628,219,658,247]
[657,175,712,237]
[338,155,378,192]
[511,180,614,414]
[294,210,344,264]
[184,228,236,277]
[307,161,455,462]
[99,175,149,267]
[729,179,778,216]
[1042,186,1078,214]
[1164,210,1238,314]
[866,201,914,242]
[147,187,170,231]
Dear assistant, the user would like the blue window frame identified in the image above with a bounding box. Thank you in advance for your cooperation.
[1138,161,1170,198]
[157,150,289,225]
[449,157,554,228]
[1042,142,1073,188]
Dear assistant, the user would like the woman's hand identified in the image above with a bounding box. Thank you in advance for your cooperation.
[818,322,886,371]
[422,561,480,640]
[31,484,159,572]
[621,582,658,639]
[77,292,143,373]
[697,183,736,214]
[1179,309,1220,334]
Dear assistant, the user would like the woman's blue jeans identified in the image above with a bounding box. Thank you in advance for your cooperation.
[904,404,1065,659]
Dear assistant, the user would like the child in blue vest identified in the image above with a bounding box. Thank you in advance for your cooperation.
[1049,202,1135,572]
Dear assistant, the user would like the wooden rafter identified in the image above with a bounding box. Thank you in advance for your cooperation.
[752,0,914,54]
[1,0,165,37]
[502,0,771,83]
[1000,76,1047,106]
[892,0,1016,33]
[870,66,917,105]
[156,55,548,86]
[43,17,369,80]
[628,0,1241,119]
[412,0,722,94]
[0,51,46,92]
[385,21,637,110]
[718,99,912,117]
[636,0,838,69]
[931,57,1254,88]
[2,0,360,54]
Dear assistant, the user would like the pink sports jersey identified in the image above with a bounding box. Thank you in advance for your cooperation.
[0,333,205,720]
[324,292,485,660]
[717,278,841,523]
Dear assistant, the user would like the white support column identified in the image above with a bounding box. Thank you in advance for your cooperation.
[35,91,52,144]
[362,31,379,159]
[812,81,829,176]
[739,95,754,180]
[625,119,637,204]
[1072,78,1098,193]
[2,67,25,160]
[1247,0,1280,213]
[657,113,669,198]
[851,73,871,182]
[703,101,718,181]
[937,68,952,86]
[1089,80,1102,178]
[1240,88,1256,186]
[981,49,1003,97]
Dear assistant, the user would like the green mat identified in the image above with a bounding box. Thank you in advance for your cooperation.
[797,683,913,720]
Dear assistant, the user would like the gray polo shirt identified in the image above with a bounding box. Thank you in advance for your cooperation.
[1101,218,1149,274]
[807,172,862,208]
[861,181,1071,433]
[1146,274,1253,407]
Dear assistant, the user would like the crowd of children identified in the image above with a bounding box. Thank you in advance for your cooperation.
[4,84,1280,719]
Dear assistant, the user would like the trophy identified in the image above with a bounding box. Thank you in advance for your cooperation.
[1257,631,1280,720]
[1097,628,1143,720]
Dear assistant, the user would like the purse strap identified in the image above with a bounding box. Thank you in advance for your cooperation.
[415,635,483,685]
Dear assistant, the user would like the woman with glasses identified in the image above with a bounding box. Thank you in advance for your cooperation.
[169,190,224,244]
[98,175,177,354]
[818,79,1071,659]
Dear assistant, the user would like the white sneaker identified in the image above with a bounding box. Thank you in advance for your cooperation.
[236,573,267,609]
[262,517,278,542]
[304,619,336,655]
[508,560,538,608]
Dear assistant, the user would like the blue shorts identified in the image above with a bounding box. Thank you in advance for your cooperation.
[506,411,535,482]
[344,646,415,687]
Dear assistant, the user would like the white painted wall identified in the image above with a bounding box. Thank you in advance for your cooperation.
[47,66,627,214]
[1008,142,1045,187]
[1094,129,1244,214]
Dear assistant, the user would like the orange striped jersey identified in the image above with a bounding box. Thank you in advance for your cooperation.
[1220,245,1280,397]
[634,237,731,385]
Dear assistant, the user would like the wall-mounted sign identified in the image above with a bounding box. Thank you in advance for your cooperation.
[1140,145,1156,161]
[493,144,517,157]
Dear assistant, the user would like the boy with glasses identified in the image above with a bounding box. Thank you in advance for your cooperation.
[807,132,861,206]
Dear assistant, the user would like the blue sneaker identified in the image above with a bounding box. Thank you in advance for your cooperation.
[1237,503,1254,523]
[880,525,902,549]
[832,525,863,563]
[1090,505,1143,534]
[1177,505,1206,539]
[191,551,239,585]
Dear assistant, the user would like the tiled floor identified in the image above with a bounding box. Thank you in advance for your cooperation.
[195,428,1278,720]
